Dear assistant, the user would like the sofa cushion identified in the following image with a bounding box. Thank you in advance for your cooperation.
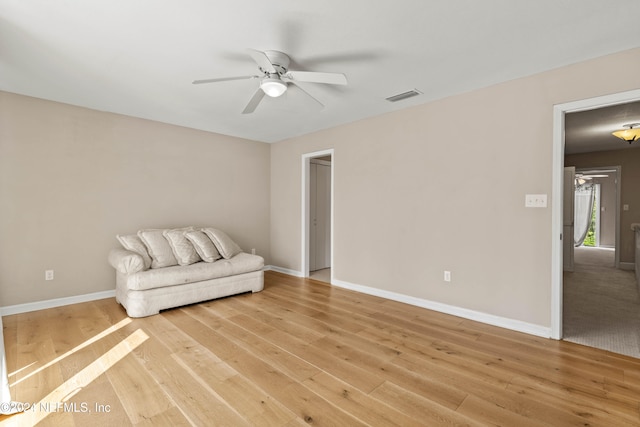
[202,228,242,259]
[138,228,186,269]
[116,234,152,270]
[163,228,201,266]
[185,230,221,262]
[123,252,264,291]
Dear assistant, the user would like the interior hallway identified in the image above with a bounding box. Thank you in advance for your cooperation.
[563,246,640,358]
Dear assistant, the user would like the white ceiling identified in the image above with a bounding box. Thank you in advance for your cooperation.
[1,1,640,143]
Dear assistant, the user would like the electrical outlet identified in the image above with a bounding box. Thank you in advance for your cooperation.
[444,271,451,282]
[45,270,54,281]
[251,248,256,255]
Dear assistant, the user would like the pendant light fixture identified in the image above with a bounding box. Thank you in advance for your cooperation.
[611,123,640,144]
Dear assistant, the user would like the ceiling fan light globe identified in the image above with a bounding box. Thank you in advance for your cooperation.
[260,79,287,97]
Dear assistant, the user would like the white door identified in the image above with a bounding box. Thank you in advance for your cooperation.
[563,166,575,271]
[309,160,331,271]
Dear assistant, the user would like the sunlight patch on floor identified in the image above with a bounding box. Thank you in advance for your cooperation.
[6,328,147,426]
[10,318,132,388]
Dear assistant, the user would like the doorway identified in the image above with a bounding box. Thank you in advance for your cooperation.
[301,149,334,283]
[551,88,640,340]
[309,157,332,280]
[573,167,619,259]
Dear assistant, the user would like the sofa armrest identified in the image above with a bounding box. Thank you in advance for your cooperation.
[108,248,145,275]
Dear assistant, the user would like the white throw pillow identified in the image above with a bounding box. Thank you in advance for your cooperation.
[116,234,152,270]
[138,228,181,268]
[202,228,242,259]
[184,230,221,262]
[163,228,200,266]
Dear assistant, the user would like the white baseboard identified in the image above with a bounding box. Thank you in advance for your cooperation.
[1,290,116,316]
[2,266,303,316]
[3,270,552,339]
[263,268,550,338]
[264,265,304,277]
[619,262,635,271]
[331,278,551,338]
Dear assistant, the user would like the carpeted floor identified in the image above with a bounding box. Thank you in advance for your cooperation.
[563,246,640,358]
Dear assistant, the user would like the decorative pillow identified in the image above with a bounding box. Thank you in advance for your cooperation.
[163,227,200,266]
[116,234,152,270]
[202,228,242,259]
[137,228,181,269]
[184,230,221,262]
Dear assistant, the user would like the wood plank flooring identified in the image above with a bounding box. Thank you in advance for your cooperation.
[1,270,640,426]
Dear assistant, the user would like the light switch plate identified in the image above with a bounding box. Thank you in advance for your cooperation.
[525,194,547,208]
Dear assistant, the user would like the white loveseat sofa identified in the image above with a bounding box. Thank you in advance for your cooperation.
[108,227,264,317]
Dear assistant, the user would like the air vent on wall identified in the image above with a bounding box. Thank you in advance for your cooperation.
[385,89,423,103]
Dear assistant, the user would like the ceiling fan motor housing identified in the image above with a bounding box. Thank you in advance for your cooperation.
[262,50,290,75]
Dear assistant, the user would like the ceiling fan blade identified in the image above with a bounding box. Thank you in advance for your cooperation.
[192,75,257,85]
[290,82,324,109]
[247,49,276,74]
[285,71,347,85]
[242,88,266,114]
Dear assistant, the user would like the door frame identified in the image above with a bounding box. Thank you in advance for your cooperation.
[301,149,334,279]
[551,88,640,339]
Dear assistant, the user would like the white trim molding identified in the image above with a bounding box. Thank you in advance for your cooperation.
[332,278,551,338]
[262,269,550,338]
[264,265,304,277]
[1,290,116,316]
[619,262,635,271]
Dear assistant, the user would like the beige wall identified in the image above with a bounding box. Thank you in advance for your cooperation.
[2,48,639,328]
[270,48,640,328]
[566,148,640,262]
[0,91,271,306]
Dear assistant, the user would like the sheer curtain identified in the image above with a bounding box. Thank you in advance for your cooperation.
[574,184,595,247]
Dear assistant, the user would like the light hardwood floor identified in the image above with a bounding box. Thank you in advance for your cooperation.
[2,270,640,426]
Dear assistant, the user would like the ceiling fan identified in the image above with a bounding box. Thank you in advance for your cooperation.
[193,49,348,114]
[575,172,609,186]
[575,173,610,179]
